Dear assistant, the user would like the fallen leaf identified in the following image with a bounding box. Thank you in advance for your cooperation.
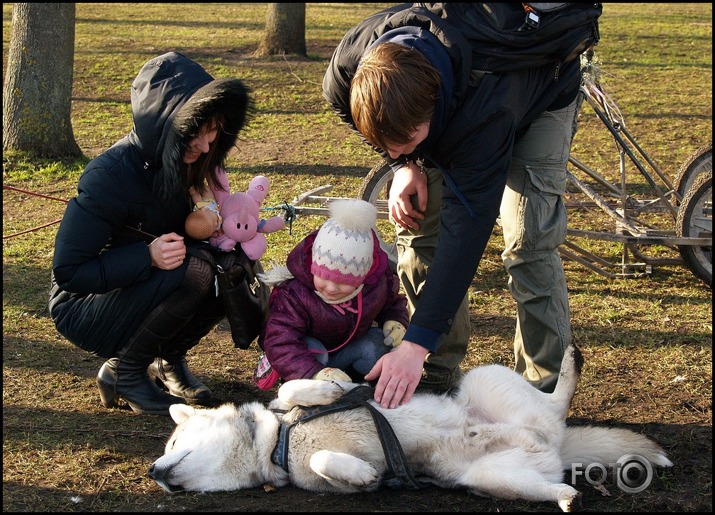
[594,484,611,497]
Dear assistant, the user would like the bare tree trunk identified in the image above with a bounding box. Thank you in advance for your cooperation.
[254,3,306,57]
[3,3,82,157]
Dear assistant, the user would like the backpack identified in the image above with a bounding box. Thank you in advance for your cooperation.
[425,3,602,74]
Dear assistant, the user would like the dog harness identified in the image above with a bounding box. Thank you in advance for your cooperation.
[270,385,425,489]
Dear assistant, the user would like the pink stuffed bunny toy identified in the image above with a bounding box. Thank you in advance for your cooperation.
[207,170,285,260]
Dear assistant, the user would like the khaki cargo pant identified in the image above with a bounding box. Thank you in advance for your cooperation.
[396,97,580,393]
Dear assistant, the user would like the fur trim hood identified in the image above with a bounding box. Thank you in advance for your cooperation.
[129,52,252,199]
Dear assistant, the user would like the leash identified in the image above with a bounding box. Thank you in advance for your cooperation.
[271,385,425,490]
[3,184,302,239]
[2,185,68,239]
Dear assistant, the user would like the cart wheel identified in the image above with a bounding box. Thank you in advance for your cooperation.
[359,160,397,269]
[676,170,712,287]
[675,143,711,201]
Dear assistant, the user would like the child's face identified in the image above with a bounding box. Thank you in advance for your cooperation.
[313,275,358,302]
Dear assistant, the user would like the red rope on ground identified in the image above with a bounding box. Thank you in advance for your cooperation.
[3,184,69,239]
[3,219,64,239]
[3,184,69,203]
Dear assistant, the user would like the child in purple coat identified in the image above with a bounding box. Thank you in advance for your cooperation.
[254,199,409,390]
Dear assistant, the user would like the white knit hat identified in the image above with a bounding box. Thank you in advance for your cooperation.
[311,199,377,287]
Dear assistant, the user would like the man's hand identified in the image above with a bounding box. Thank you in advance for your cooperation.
[382,320,406,347]
[364,340,429,409]
[388,161,428,231]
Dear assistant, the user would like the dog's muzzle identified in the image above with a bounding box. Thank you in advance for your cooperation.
[148,462,186,493]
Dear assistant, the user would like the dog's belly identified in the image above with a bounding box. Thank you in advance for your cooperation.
[383,395,566,484]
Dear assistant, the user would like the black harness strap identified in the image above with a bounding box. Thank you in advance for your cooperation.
[359,395,424,489]
[271,385,424,489]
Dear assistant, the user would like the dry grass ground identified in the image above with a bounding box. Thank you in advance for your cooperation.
[3,3,712,512]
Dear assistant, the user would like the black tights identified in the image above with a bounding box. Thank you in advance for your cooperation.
[122,253,224,358]
[162,252,216,321]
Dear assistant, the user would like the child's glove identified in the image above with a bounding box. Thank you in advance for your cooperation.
[382,320,406,347]
[312,367,351,382]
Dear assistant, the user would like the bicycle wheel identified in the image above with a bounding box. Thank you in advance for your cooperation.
[359,160,398,269]
[675,143,712,201]
[676,170,712,287]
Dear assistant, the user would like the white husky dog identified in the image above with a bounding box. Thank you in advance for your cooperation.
[149,345,672,511]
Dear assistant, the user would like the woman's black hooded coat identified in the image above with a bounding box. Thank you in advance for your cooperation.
[48,52,250,358]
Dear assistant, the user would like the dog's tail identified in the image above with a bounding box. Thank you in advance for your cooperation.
[549,345,583,419]
[560,425,673,470]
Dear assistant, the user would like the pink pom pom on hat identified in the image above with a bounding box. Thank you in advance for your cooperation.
[311,199,377,287]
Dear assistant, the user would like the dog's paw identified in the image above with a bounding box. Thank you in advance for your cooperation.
[310,450,379,488]
[277,379,345,407]
[558,488,582,512]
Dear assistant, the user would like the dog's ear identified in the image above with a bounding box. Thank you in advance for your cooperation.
[169,403,196,424]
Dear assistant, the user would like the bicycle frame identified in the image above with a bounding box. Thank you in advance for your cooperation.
[562,72,711,279]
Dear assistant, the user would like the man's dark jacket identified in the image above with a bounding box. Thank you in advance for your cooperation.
[323,4,586,351]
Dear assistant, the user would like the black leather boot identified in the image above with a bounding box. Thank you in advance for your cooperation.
[148,354,211,404]
[96,305,187,415]
[97,255,224,415]
[97,355,185,416]
[148,305,223,404]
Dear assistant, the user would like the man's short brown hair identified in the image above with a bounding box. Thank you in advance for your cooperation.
[350,43,440,152]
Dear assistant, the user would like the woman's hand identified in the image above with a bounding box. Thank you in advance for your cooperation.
[149,232,186,269]
[388,161,428,231]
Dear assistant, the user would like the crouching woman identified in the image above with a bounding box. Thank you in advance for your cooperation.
[49,52,253,415]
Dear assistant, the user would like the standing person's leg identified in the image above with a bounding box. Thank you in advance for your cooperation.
[500,98,580,393]
[395,165,470,392]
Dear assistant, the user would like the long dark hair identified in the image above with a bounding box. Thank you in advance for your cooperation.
[186,115,228,196]
[160,78,253,200]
